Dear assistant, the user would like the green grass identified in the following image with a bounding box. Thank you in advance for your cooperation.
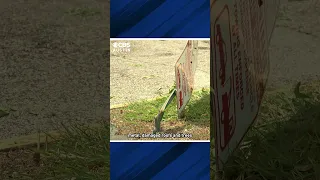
[30,124,109,180]
[123,88,210,123]
[211,82,320,179]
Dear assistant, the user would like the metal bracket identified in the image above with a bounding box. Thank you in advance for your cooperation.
[153,89,177,133]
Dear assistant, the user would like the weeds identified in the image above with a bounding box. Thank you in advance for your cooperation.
[212,82,320,179]
[30,123,109,180]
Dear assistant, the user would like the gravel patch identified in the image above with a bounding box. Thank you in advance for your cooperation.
[0,0,109,140]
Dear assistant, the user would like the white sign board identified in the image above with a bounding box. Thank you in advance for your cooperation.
[175,40,199,116]
[210,0,279,170]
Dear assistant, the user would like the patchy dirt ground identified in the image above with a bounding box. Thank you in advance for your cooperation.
[110,108,210,141]
[110,40,210,106]
[0,0,109,140]
[0,149,45,179]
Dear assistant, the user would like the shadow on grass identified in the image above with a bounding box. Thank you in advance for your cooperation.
[184,89,210,128]
[122,88,210,128]
[215,83,320,180]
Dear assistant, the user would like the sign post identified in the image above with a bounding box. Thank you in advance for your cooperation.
[210,0,280,171]
[153,40,199,132]
[175,40,199,118]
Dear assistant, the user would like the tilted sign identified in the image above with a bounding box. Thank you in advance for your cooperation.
[175,40,199,117]
[210,0,280,169]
